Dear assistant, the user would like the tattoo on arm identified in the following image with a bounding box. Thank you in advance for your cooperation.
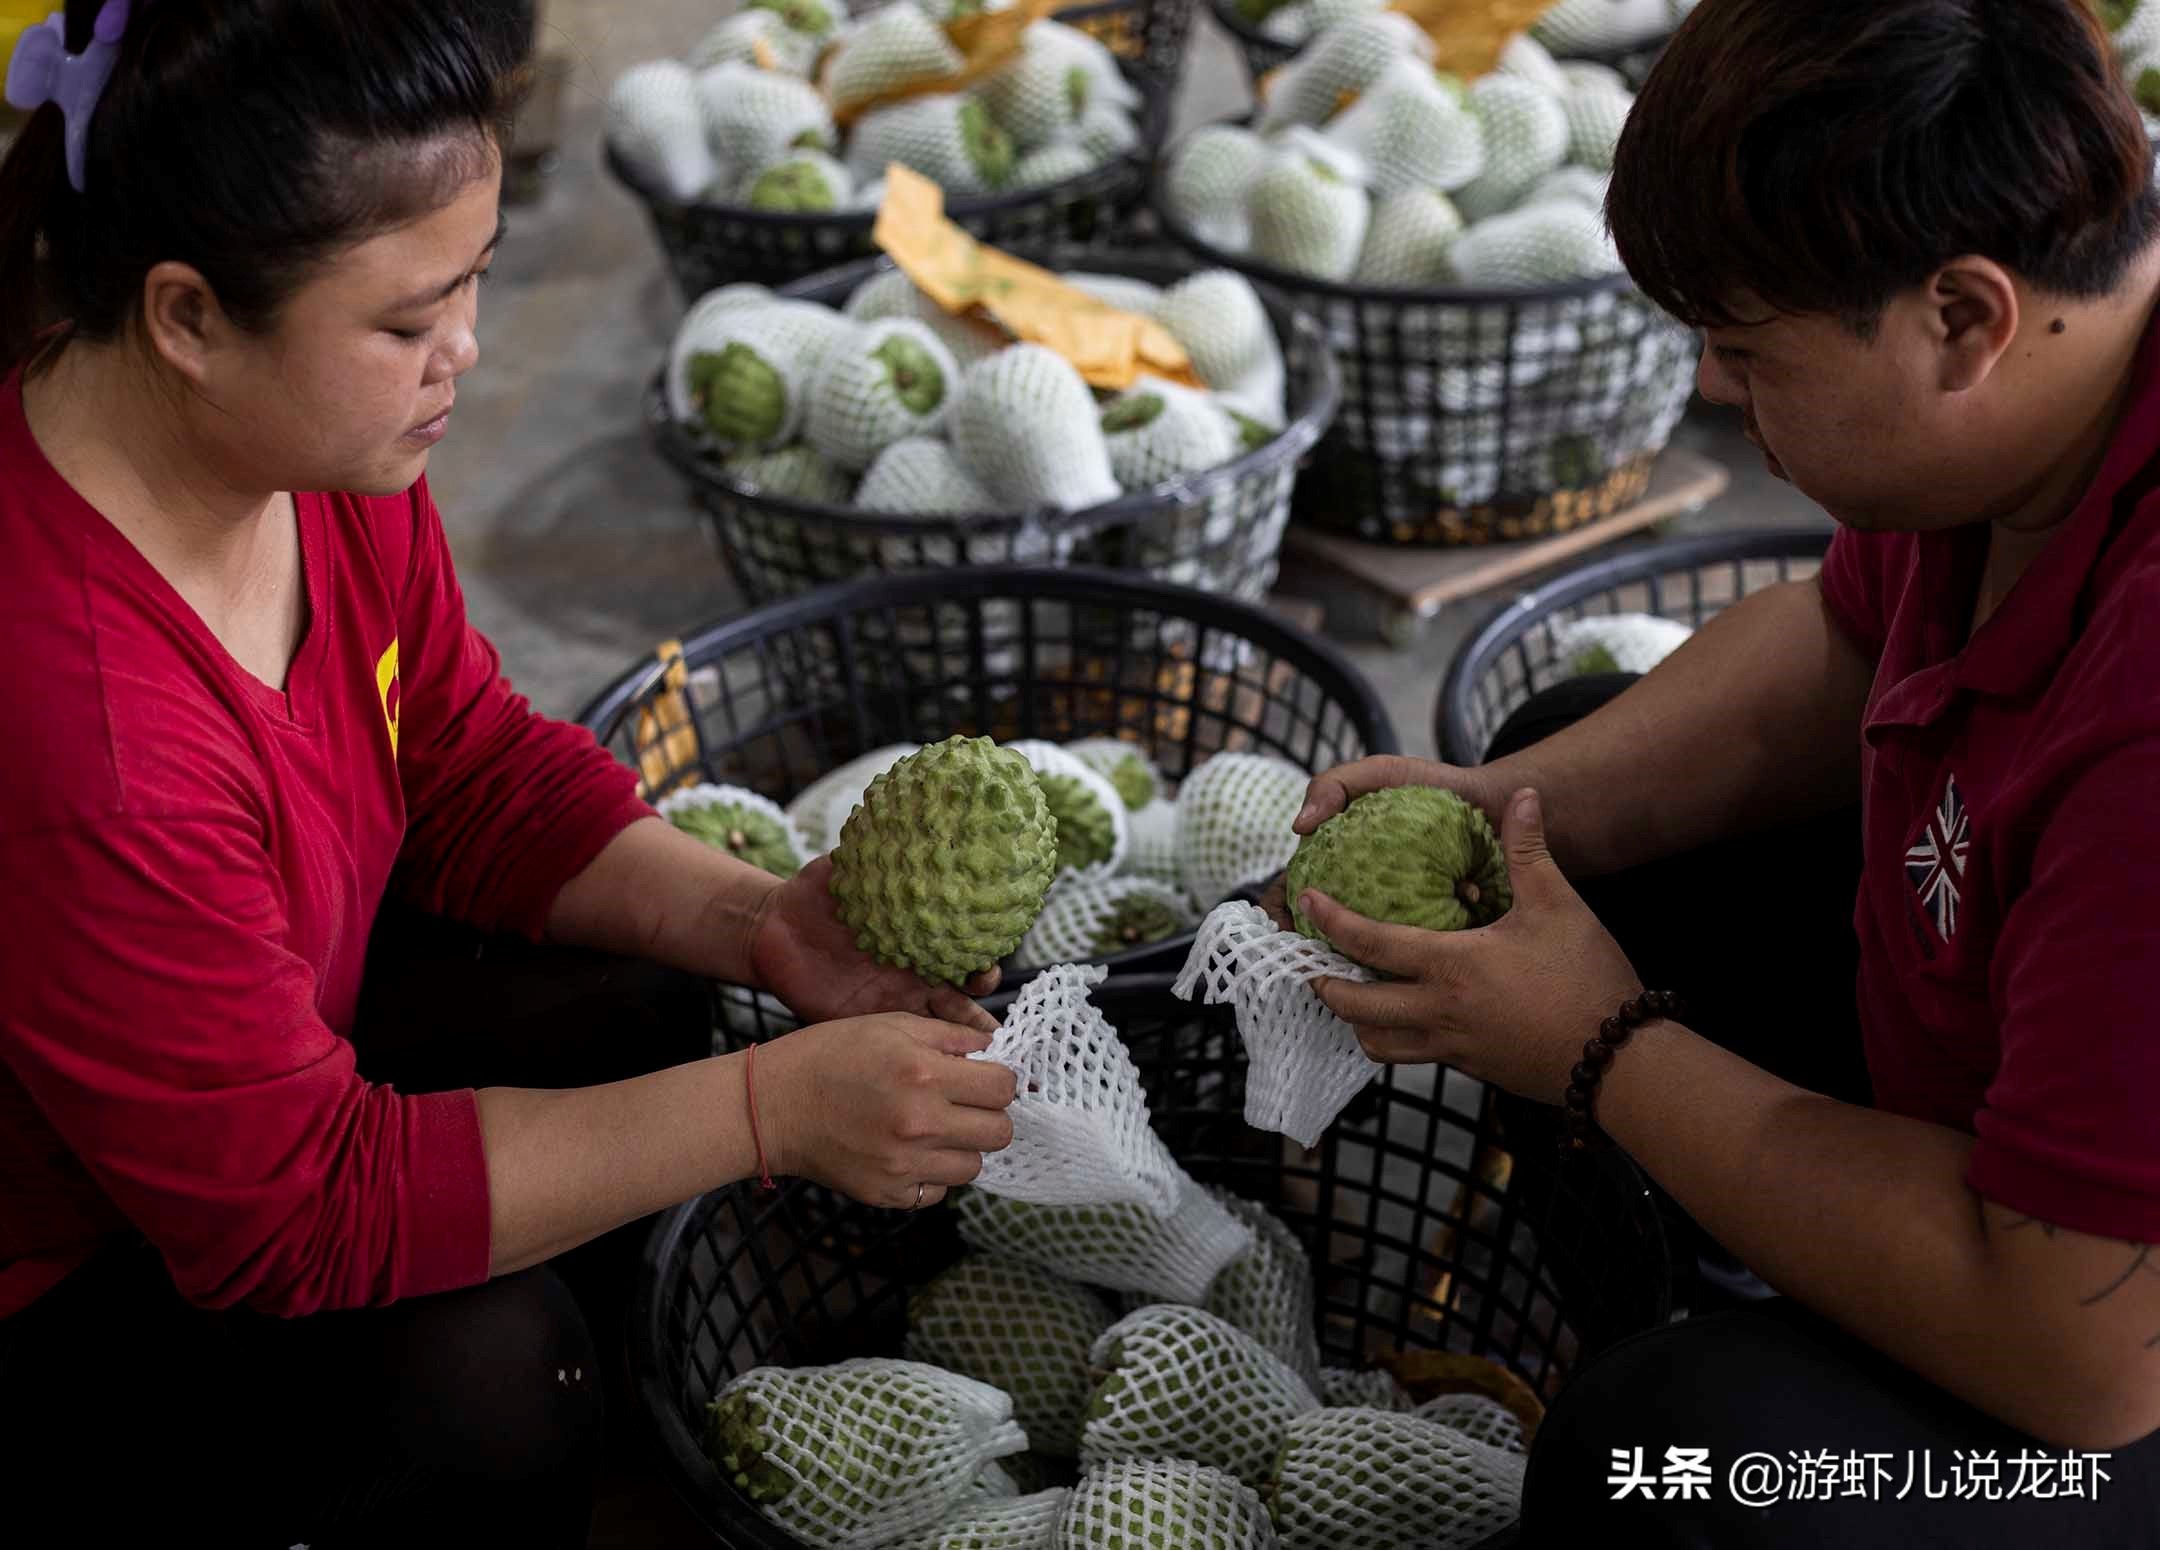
[1988,1205,2160,1349]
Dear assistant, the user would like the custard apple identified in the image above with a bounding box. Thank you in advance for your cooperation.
[1412,1392,1528,1455]
[656,783,809,877]
[1322,56,1484,199]
[1160,124,1270,252]
[739,148,853,211]
[1353,189,1465,289]
[696,61,836,173]
[1264,1407,1525,1550]
[1494,31,1571,97]
[1058,1459,1276,1549]
[826,4,966,116]
[848,94,1015,194]
[806,318,960,472]
[1552,612,1693,676]
[1006,739,1129,876]
[1013,874,1194,970]
[1121,797,1182,893]
[1010,141,1097,188]
[667,301,855,449]
[977,19,1137,153]
[1317,1365,1414,1412]
[856,435,1000,514]
[948,345,1121,513]
[1101,377,1241,494]
[1174,752,1309,910]
[1064,738,1161,810]
[1246,129,1370,282]
[1451,202,1622,288]
[1453,75,1570,224]
[1284,786,1511,957]
[828,736,1058,985]
[1562,83,1633,173]
[1204,1191,1322,1392]
[905,1255,1117,1458]
[720,442,856,503]
[883,1488,1069,1550]
[1258,11,1434,133]
[689,10,821,77]
[952,1181,1253,1306]
[844,266,1011,369]
[607,60,721,202]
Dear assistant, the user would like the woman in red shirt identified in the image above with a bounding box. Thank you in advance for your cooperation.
[0,3,1016,1543]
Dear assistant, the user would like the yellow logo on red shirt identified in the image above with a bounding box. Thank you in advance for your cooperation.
[376,640,400,757]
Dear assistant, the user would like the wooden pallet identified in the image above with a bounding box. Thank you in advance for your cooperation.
[1283,449,1732,646]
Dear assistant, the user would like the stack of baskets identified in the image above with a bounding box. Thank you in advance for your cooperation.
[649,251,1340,607]
[608,0,1196,298]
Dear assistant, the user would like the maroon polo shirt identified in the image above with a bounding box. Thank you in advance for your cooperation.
[1817,313,2160,1242]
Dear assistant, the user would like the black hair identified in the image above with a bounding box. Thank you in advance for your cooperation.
[1607,0,2160,334]
[0,0,532,367]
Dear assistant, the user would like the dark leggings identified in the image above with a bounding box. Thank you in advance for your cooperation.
[0,906,711,1549]
[1485,677,2160,1544]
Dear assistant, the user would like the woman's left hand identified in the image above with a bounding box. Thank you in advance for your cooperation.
[1298,789,1642,1104]
[749,856,999,1032]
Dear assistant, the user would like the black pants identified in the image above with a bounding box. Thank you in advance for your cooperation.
[0,906,710,1549]
[1485,678,2160,1545]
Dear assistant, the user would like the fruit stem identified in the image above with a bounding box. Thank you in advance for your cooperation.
[1458,880,1481,906]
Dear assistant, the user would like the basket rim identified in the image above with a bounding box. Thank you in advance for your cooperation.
[1203,0,1674,68]
[645,253,1343,538]
[1435,525,1834,764]
[603,48,1170,233]
[574,560,1402,758]
[1148,166,1648,307]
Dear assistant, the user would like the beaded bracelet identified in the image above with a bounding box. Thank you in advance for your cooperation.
[1562,989,1684,1154]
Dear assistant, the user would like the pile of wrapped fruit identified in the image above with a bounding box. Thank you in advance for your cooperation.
[1160,20,1641,288]
[605,1,1146,209]
[1237,0,1695,57]
[703,964,1533,1548]
[660,261,1289,516]
[2107,0,2160,126]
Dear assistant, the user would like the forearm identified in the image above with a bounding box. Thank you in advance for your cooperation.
[1592,1022,2120,1445]
[543,816,781,985]
[475,1051,761,1276]
[1490,579,1873,878]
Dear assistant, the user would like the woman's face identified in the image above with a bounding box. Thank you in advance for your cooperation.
[194,145,503,499]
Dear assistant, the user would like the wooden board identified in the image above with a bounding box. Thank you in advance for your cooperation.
[1284,448,1731,624]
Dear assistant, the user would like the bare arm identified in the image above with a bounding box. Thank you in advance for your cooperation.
[542,815,778,985]
[1597,1023,2160,1450]
[1301,576,1877,878]
[475,1013,1018,1276]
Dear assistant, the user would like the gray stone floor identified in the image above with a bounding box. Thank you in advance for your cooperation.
[424,6,1833,1542]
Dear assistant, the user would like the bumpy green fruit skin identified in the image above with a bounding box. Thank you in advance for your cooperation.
[705,1394,794,1504]
[1570,643,1622,677]
[1285,786,1511,955]
[1086,894,1182,956]
[1038,772,1118,872]
[668,801,802,877]
[688,342,788,445]
[830,736,1059,986]
[1107,755,1154,811]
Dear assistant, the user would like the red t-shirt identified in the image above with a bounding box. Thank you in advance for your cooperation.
[1819,315,2160,1243]
[0,367,653,1318]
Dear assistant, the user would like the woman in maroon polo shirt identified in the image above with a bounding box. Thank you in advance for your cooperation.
[0,3,1015,1544]
[1292,0,2160,1543]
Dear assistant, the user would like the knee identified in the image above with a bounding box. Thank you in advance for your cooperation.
[382,1268,604,1486]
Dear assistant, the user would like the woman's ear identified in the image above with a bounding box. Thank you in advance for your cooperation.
[138,261,229,387]
[1928,257,2021,394]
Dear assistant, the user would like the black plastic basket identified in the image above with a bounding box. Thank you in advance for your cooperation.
[575,564,1398,1002]
[1152,179,1700,548]
[1437,527,1833,764]
[630,973,1678,1548]
[1208,0,1673,92]
[609,30,1171,299]
[650,250,1340,608]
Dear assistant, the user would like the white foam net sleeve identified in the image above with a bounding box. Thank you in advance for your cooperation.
[1012,875,1198,972]
[1550,612,1694,675]
[952,1176,1254,1306]
[1173,903,1381,1150]
[883,1487,1068,1550]
[1006,740,1132,879]
[1411,1393,1528,1455]
[784,743,920,855]
[1268,1408,1524,1550]
[968,964,1183,1216]
[707,1358,1029,1550]
[1120,797,1186,897]
[1080,1305,1320,1488]
[904,1253,1116,1460]
[1203,1191,1322,1394]
[1058,1460,1279,1550]
[1174,753,1310,908]
[971,1460,1022,1500]
[1317,1366,1414,1413]
[655,783,810,860]
[1063,737,1164,808]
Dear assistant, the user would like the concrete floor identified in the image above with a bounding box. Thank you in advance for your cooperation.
[424,6,1830,1542]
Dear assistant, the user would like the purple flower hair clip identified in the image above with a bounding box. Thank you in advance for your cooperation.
[6,1,137,193]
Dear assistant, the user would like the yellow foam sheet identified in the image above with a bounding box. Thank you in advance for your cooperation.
[1255,0,1561,103]
[872,165,1201,391]
[825,0,1068,126]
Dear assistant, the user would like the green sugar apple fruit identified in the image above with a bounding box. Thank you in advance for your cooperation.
[1010,140,1096,188]
[827,4,966,117]
[1451,202,1622,289]
[695,61,836,174]
[844,266,1012,369]
[1160,124,1270,251]
[1285,786,1511,956]
[657,783,807,877]
[606,60,721,203]
[690,10,821,77]
[1081,1304,1320,1488]
[707,1357,1028,1549]
[1100,377,1241,494]
[847,94,1015,196]
[1064,738,1161,811]
[1453,74,1570,224]
[855,435,1000,515]
[1246,130,1371,283]
[1317,1365,1414,1411]
[1058,1459,1276,1549]
[905,1254,1116,1459]
[1263,1406,1525,1550]
[1353,188,1465,289]
[947,345,1121,513]
[951,1180,1253,1306]
[806,318,961,472]
[1258,11,1434,133]
[1204,1190,1322,1392]
[740,148,853,211]
[882,1488,1069,1550]
[828,735,1059,986]
[720,442,855,504]
[1322,55,1485,199]
[667,300,855,450]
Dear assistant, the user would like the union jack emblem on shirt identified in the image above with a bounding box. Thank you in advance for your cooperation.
[1905,774,1970,941]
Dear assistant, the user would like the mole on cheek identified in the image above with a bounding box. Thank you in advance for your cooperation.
[2050,319,2067,335]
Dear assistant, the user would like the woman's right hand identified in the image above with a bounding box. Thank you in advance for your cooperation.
[1293,755,1512,836]
[753,1014,1017,1211]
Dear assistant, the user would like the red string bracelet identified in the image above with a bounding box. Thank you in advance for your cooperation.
[745,1041,778,1193]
